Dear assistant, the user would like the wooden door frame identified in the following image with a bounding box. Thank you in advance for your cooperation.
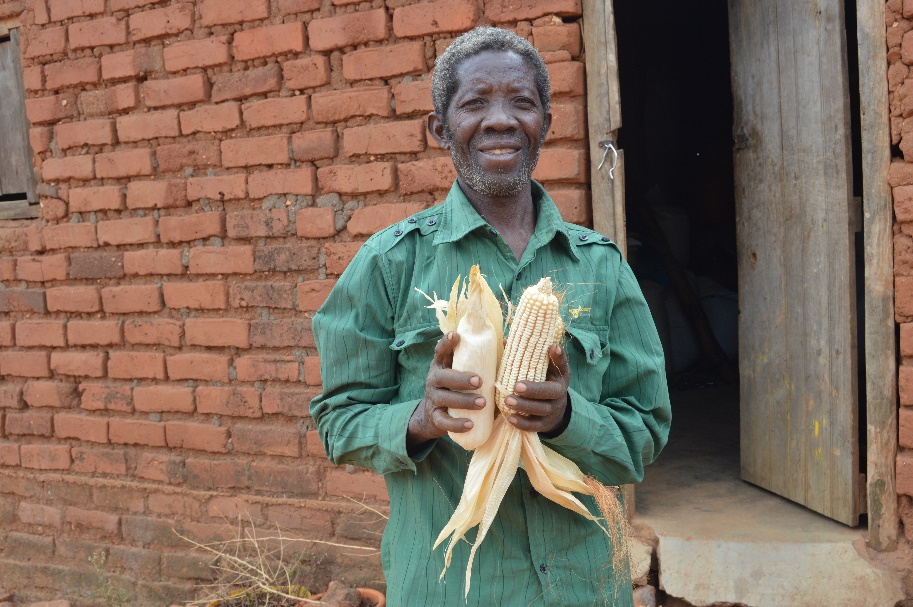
[581,0,899,549]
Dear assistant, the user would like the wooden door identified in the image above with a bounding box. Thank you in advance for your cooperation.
[0,28,38,217]
[729,0,861,525]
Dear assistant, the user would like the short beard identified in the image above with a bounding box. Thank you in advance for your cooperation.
[444,125,547,198]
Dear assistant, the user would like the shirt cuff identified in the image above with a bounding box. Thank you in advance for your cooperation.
[540,387,597,459]
[376,399,436,473]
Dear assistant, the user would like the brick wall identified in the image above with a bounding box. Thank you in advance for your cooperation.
[0,0,588,602]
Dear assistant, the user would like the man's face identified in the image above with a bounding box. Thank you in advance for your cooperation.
[440,50,550,198]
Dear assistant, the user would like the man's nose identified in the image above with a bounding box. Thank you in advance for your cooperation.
[481,99,518,131]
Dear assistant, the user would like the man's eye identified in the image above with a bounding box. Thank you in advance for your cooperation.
[515,97,536,107]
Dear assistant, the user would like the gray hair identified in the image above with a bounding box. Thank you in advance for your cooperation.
[431,26,551,122]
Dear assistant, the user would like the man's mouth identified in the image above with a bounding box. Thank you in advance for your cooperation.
[484,148,517,155]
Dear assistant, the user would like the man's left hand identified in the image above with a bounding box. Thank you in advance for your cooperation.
[504,343,571,435]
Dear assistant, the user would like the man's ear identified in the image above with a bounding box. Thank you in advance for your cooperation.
[428,113,450,149]
[542,111,553,141]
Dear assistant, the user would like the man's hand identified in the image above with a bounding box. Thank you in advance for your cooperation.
[505,344,571,436]
[407,332,485,451]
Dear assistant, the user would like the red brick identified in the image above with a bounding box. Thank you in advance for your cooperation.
[101,285,163,313]
[305,429,326,458]
[107,352,166,379]
[242,96,309,129]
[6,411,53,436]
[898,452,913,496]
[0,289,47,314]
[548,61,585,96]
[97,217,158,246]
[16,254,68,282]
[20,444,70,470]
[283,56,330,90]
[326,468,388,502]
[41,156,95,182]
[136,452,184,484]
[186,174,245,201]
[297,279,335,311]
[232,424,298,456]
[134,385,194,413]
[200,0,269,26]
[311,86,391,123]
[124,319,182,346]
[900,276,913,321]
[126,179,187,209]
[69,17,128,51]
[344,120,425,157]
[185,318,249,348]
[303,356,321,386]
[548,102,586,141]
[254,244,320,272]
[0,323,14,348]
[249,319,314,348]
[211,64,281,103]
[393,0,477,38]
[204,496,262,520]
[233,22,306,62]
[156,140,221,172]
[66,506,121,532]
[79,384,133,412]
[896,185,913,223]
[54,414,108,443]
[18,502,63,528]
[23,66,43,92]
[165,421,229,452]
[248,168,316,199]
[163,281,227,310]
[230,282,295,309]
[179,102,240,134]
[123,249,185,276]
[111,0,168,9]
[250,462,317,494]
[129,3,193,41]
[44,57,100,90]
[347,202,426,236]
[392,79,432,115]
[50,352,107,378]
[23,25,67,58]
[78,83,139,118]
[901,408,913,448]
[903,324,913,357]
[15,321,64,348]
[48,0,104,21]
[159,212,224,243]
[532,148,587,182]
[533,23,581,56]
[30,126,53,153]
[0,443,19,466]
[42,224,96,251]
[96,148,154,178]
[318,162,395,195]
[261,388,315,416]
[26,93,78,125]
[222,135,290,168]
[226,209,289,238]
[101,47,162,81]
[342,42,426,82]
[324,241,362,275]
[67,321,122,347]
[291,129,337,162]
[166,353,230,381]
[277,0,321,15]
[115,110,180,142]
[235,355,298,382]
[164,36,231,73]
[68,252,124,279]
[55,119,116,149]
[196,386,260,417]
[71,447,127,475]
[188,246,255,274]
[109,419,166,447]
[551,188,590,225]
[889,161,913,187]
[186,458,248,490]
[485,0,580,21]
[68,186,124,213]
[143,74,210,108]
[295,207,336,239]
[308,10,387,52]
[22,380,79,409]
[46,286,100,313]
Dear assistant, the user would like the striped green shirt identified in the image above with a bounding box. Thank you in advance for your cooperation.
[311,181,671,607]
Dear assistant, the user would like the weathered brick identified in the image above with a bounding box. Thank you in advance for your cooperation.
[249,319,314,348]
[20,444,70,470]
[46,286,100,312]
[159,213,225,243]
[532,148,587,182]
[187,175,246,203]
[283,56,330,90]
[124,319,182,347]
[251,462,317,494]
[16,254,68,282]
[69,186,124,213]
[897,452,913,496]
[305,429,327,458]
[277,0,321,15]
[222,135,290,167]
[126,179,187,209]
[200,0,269,27]
[184,319,249,348]
[116,110,180,142]
[235,355,298,382]
[23,65,43,92]
[343,119,426,156]
[68,252,125,279]
[547,102,586,141]
[109,419,166,446]
[188,246,255,274]
[149,494,199,518]
[900,407,913,449]
[71,447,128,475]
[0,442,20,466]
[55,119,116,149]
[129,3,194,41]
[79,384,133,413]
[242,96,310,129]
[303,356,321,386]
[0,321,12,347]
[134,385,194,413]
[324,241,362,275]
[211,64,281,103]
[101,47,163,81]
[317,162,395,195]
[164,36,232,73]
[485,0,581,22]
[308,10,387,52]
[66,506,121,533]
[185,458,248,489]
[261,388,314,417]
[43,223,97,250]
[101,285,163,313]
[69,17,128,51]
[0,385,23,409]
[107,351,167,379]
[44,57,100,90]
[30,126,53,153]
[547,61,585,96]
[165,422,229,453]
[136,452,184,484]
[291,129,337,162]
[96,148,155,178]
[179,102,240,134]
[4,531,55,558]
[253,244,320,272]
[67,321,122,347]
[26,93,78,124]
[311,86,391,123]
[48,0,105,21]
[393,79,432,115]
[16,321,64,350]
[297,279,335,311]
[6,411,53,435]
[347,203,425,236]
[111,0,169,9]
[78,82,139,116]
[342,42,426,81]
[551,188,590,225]
[18,502,63,528]
[41,155,95,182]
[326,467,388,502]
[49,352,107,377]
[124,249,185,276]
[232,424,298,456]
[0,289,47,314]
[196,386,260,417]
[226,209,289,238]
[294,207,336,238]
[234,22,306,61]
[23,25,67,58]
[393,0,477,38]
[248,168,316,198]
[143,74,210,108]
[97,217,158,246]
[230,282,295,309]
[155,141,221,173]
[54,414,108,443]
[166,353,230,381]
[533,23,582,56]
[23,380,77,409]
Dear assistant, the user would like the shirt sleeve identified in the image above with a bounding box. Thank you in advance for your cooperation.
[543,256,672,486]
[310,241,427,475]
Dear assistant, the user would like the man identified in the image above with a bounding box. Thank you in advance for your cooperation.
[311,27,670,607]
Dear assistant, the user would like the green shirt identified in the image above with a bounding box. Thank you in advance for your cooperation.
[311,181,671,607]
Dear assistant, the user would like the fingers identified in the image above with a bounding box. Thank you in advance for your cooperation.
[545,344,571,385]
[432,332,459,369]
[506,413,551,433]
[433,389,485,411]
[433,368,481,391]
[429,405,474,433]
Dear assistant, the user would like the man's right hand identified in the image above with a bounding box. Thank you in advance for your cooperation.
[406,332,486,451]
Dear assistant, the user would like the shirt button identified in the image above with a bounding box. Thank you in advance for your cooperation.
[395,339,405,347]
[407,218,417,224]
[579,233,589,242]
[393,229,403,236]
[601,236,610,242]
[427,218,437,226]
[539,563,550,574]
[589,349,595,360]
[488,227,497,237]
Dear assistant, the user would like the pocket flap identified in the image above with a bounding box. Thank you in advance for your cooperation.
[390,324,441,351]
[565,325,607,364]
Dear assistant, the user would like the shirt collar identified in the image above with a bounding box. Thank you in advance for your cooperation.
[433,180,580,261]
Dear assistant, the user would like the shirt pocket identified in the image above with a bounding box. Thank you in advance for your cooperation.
[390,323,442,398]
[564,324,610,403]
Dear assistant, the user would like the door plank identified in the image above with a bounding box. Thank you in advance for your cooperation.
[0,30,37,202]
